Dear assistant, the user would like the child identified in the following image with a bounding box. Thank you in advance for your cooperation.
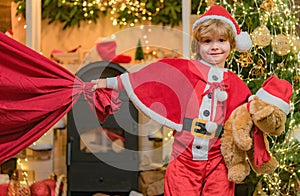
[92,5,252,196]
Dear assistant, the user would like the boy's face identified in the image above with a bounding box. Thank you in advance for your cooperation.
[198,34,231,68]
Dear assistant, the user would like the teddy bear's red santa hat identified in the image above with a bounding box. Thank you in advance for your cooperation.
[192,5,252,52]
[254,75,293,115]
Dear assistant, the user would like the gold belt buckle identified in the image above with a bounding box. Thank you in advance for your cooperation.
[191,118,215,139]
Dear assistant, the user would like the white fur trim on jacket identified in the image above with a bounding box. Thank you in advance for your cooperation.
[106,77,119,89]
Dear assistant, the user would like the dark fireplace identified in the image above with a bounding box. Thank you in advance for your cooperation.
[67,61,139,196]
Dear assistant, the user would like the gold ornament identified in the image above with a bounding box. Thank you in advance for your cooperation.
[257,57,265,67]
[260,0,276,12]
[251,26,271,47]
[7,170,31,196]
[144,49,159,60]
[250,66,265,76]
[272,34,291,56]
[250,58,265,76]
[237,52,254,67]
[290,35,300,54]
[294,75,300,85]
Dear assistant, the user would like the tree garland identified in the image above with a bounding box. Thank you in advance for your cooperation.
[13,0,204,30]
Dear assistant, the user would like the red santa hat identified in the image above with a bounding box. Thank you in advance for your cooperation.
[192,5,252,52]
[96,40,117,61]
[96,40,131,64]
[254,76,293,115]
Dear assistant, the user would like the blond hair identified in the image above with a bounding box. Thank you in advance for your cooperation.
[191,19,236,59]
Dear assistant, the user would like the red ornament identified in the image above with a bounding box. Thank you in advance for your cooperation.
[30,181,51,196]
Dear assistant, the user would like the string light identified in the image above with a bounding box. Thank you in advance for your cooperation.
[15,0,167,28]
[92,0,165,27]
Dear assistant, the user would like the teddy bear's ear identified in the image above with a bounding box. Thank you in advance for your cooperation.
[252,105,287,136]
[250,98,287,136]
[252,104,274,121]
[263,108,286,136]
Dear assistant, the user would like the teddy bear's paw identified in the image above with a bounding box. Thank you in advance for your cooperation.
[252,107,279,134]
[255,119,276,134]
[253,157,279,175]
[251,105,274,121]
[228,164,250,183]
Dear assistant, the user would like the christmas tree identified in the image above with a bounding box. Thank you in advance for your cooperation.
[135,39,145,61]
[193,1,300,195]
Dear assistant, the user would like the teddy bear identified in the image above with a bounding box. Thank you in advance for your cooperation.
[220,75,293,183]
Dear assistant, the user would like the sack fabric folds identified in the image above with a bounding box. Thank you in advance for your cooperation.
[0,32,119,164]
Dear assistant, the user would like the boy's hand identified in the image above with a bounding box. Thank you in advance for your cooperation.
[91,79,106,91]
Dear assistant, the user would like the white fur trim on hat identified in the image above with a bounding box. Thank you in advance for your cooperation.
[256,88,290,115]
[192,15,238,35]
[236,32,252,52]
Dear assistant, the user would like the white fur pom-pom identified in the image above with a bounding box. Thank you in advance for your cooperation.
[216,90,228,102]
[205,121,218,133]
[236,32,252,52]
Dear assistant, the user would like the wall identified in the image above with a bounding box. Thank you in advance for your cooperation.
[0,0,11,32]
[10,2,185,65]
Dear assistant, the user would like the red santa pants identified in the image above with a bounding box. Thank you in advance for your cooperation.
[164,154,234,196]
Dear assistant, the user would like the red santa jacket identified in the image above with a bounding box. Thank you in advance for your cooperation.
[107,58,251,160]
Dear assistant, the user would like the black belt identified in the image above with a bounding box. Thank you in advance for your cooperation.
[183,118,224,139]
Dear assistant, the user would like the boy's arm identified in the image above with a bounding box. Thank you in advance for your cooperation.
[91,78,107,91]
[91,76,123,91]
